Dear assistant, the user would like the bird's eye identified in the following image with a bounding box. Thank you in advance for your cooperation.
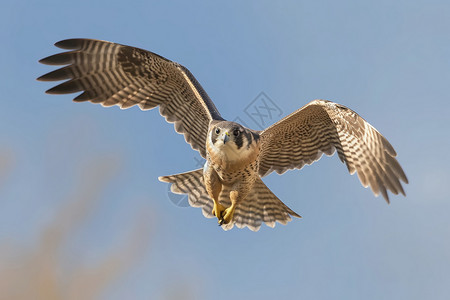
[215,128,220,134]
[233,129,240,137]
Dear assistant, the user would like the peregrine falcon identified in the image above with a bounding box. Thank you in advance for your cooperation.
[38,39,408,231]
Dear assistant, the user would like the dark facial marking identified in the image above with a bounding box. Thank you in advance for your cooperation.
[246,131,253,149]
[234,127,244,149]
[234,135,243,149]
[251,132,260,142]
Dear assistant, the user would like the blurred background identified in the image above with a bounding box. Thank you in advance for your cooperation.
[1,0,450,299]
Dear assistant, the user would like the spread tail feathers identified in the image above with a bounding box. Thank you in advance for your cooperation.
[159,169,301,231]
[159,169,215,219]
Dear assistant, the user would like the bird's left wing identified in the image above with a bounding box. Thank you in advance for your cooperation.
[38,39,223,158]
[258,100,408,202]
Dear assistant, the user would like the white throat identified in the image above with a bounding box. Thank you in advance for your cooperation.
[207,131,251,163]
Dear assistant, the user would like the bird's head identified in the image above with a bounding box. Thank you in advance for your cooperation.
[208,121,260,161]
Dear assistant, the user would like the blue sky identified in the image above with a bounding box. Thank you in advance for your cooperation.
[1,0,450,299]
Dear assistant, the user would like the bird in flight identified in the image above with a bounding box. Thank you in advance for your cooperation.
[38,39,408,231]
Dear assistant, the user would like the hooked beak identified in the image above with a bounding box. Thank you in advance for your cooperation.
[222,132,230,144]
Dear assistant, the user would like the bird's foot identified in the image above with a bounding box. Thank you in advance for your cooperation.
[219,206,235,225]
[212,202,226,222]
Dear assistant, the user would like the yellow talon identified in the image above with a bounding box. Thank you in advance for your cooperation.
[220,205,235,225]
[212,201,226,221]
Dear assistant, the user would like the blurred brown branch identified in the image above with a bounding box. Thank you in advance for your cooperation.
[0,155,154,300]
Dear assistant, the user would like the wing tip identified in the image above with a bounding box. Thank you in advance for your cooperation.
[36,74,47,81]
[38,57,50,65]
[38,55,64,66]
[402,174,409,184]
[54,38,86,50]
[292,212,302,219]
[45,87,65,95]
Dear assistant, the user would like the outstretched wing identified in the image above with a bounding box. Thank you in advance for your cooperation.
[258,99,408,202]
[38,38,223,158]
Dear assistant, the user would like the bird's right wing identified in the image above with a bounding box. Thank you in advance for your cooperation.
[38,39,223,158]
[258,100,408,202]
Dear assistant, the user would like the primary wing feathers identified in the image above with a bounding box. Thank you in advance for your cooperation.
[259,99,408,202]
[38,38,223,158]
